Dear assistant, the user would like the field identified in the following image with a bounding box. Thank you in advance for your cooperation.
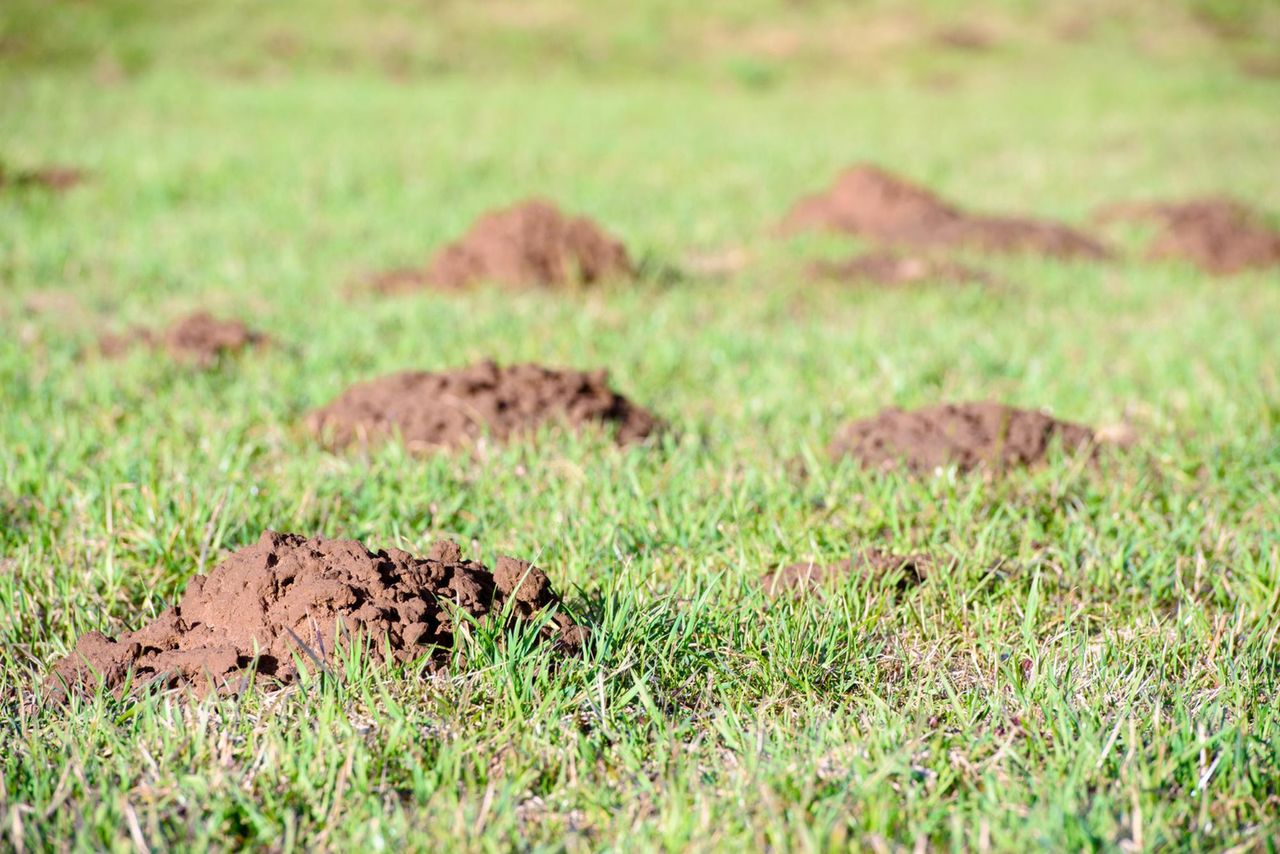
[3,1,1280,850]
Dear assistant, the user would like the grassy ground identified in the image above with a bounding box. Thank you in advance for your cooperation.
[3,1,1280,850]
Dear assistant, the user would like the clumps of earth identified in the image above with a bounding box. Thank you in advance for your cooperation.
[308,360,660,452]
[829,402,1096,474]
[762,549,932,595]
[0,162,86,192]
[371,198,633,293]
[781,163,1109,260]
[810,251,993,287]
[99,311,267,366]
[46,532,585,700]
[1096,197,1280,275]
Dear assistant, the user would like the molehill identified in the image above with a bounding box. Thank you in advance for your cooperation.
[830,402,1096,474]
[371,198,633,292]
[1097,196,1280,275]
[782,164,1109,260]
[761,549,932,595]
[99,311,267,366]
[308,360,660,451]
[45,532,585,700]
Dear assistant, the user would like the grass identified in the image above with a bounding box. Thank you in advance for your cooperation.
[2,0,1280,849]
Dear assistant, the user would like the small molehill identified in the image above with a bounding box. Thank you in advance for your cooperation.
[1097,197,1280,275]
[373,198,633,293]
[781,164,1109,260]
[99,312,267,366]
[830,402,1095,474]
[45,532,585,700]
[762,550,931,595]
[0,163,86,193]
[810,251,993,287]
[308,360,660,452]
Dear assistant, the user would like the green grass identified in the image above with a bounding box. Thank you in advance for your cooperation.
[3,1,1280,850]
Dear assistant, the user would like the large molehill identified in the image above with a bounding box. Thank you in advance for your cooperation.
[308,360,660,451]
[782,164,1109,260]
[45,532,585,700]
[372,198,633,292]
[830,402,1096,474]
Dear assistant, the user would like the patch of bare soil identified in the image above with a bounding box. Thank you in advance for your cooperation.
[98,312,268,366]
[781,164,1110,260]
[308,360,659,452]
[1097,197,1280,275]
[829,402,1096,474]
[934,25,996,51]
[0,163,86,192]
[761,549,931,595]
[372,198,633,293]
[810,251,994,287]
[45,532,585,700]
[1238,55,1280,79]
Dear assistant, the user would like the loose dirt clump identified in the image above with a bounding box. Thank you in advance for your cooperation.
[780,163,1109,260]
[372,198,633,293]
[829,402,1095,474]
[45,532,585,700]
[0,162,86,192]
[810,251,993,287]
[308,360,659,451]
[1096,197,1280,275]
[98,311,268,366]
[762,549,931,595]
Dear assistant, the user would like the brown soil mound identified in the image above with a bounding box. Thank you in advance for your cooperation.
[0,163,86,192]
[98,311,267,366]
[829,402,1095,474]
[45,532,585,700]
[762,549,931,595]
[308,360,659,451]
[934,25,996,51]
[810,251,993,287]
[1097,197,1280,275]
[781,164,1109,260]
[373,198,633,293]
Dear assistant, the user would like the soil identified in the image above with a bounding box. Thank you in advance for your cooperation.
[308,360,660,451]
[780,164,1110,260]
[98,311,267,366]
[829,402,1096,474]
[372,198,633,293]
[934,25,996,51]
[1096,197,1280,275]
[761,549,932,595]
[45,532,585,700]
[810,251,993,287]
[0,163,86,192]
[1239,55,1280,79]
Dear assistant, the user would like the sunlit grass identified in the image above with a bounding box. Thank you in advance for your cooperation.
[2,2,1279,848]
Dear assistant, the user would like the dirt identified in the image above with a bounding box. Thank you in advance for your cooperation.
[1238,55,1280,80]
[45,532,585,700]
[780,163,1110,260]
[934,25,996,51]
[98,311,267,366]
[1096,197,1280,275]
[372,198,633,293]
[829,402,1096,474]
[761,549,932,595]
[0,163,86,192]
[308,360,660,451]
[810,251,993,287]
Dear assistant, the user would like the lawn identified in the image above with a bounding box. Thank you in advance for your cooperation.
[2,1,1280,850]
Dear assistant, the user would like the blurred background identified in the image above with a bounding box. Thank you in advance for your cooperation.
[2,0,1279,85]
